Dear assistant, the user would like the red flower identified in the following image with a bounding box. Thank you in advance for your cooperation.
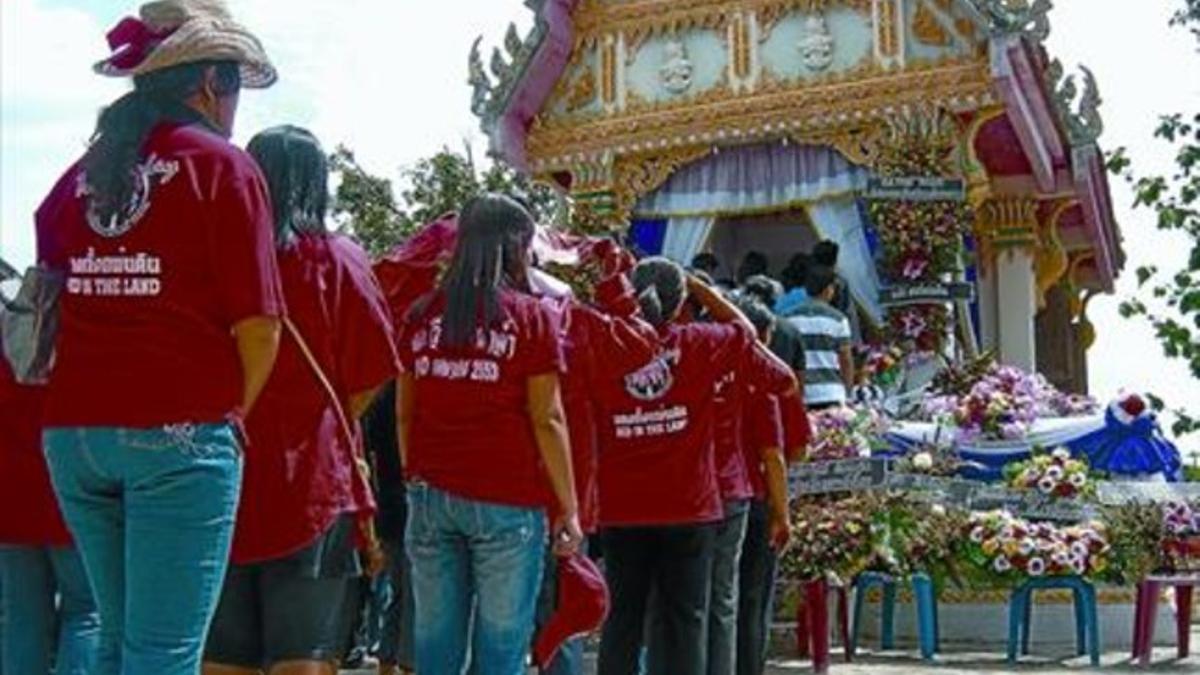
[1119,395,1147,419]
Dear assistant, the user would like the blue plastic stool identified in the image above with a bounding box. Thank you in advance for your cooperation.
[1006,576,1100,666]
[850,571,939,660]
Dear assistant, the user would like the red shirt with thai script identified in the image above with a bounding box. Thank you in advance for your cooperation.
[399,289,564,508]
[232,234,399,564]
[713,345,796,502]
[35,122,284,427]
[596,322,755,527]
[0,351,70,547]
[743,391,784,500]
[544,274,658,532]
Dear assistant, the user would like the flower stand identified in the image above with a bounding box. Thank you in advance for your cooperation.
[1131,573,1198,665]
[794,578,851,673]
[849,571,940,660]
[1007,576,1100,666]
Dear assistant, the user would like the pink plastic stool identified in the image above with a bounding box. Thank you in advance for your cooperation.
[1131,574,1198,666]
[794,578,851,674]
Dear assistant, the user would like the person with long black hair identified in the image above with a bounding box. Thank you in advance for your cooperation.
[33,3,281,673]
[397,194,582,675]
[201,126,399,675]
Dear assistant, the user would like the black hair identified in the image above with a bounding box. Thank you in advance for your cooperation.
[690,252,719,275]
[632,257,686,328]
[247,125,329,247]
[437,193,534,348]
[733,295,776,337]
[741,274,781,307]
[813,240,840,267]
[83,60,241,231]
[806,264,838,298]
[781,253,811,291]
[736,250,769,284]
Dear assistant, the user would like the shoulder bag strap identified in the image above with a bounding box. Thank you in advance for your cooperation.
[282,317,380,551]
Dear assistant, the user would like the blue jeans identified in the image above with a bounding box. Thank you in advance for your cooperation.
[405,482,546,675]
[44,424,242,675]
[0,545,99,674]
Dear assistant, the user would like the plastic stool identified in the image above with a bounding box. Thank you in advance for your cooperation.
[1131,574,1198,665]
[1006,576,1099,667]
[794,578,851,674]
[849,571,940,660]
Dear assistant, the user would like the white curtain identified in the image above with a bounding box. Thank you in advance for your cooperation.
[661,216,716,266]
[806,198,883,323]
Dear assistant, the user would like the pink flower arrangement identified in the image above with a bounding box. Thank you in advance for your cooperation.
[922,364,1097,441]
[1162,501,1200,536]
[807,406,890,462]
[1005,448,1094,500]
[964,511,1110,581]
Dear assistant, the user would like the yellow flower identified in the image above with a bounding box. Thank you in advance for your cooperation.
[982,538,1000,555]
[1003,540,1021,557]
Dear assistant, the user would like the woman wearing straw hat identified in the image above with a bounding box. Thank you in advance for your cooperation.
[34,2,282,673]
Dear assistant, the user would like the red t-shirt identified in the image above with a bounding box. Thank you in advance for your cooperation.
[399,289,564,508]
[232,235,399,564]
[712,345,796,502]
[743,391,784,500]
[596,322,756,528]
[780,392,813,461]
[546,274,657,533]
[35,123,284,427]
[0,353,70,547]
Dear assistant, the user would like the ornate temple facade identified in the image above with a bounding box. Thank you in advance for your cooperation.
[471,0,1123,393]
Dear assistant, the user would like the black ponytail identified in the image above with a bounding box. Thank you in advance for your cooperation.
[82,60,240,230]
[632,257,686,328]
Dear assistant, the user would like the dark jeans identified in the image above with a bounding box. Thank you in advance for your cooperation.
[736,500,778,675]
[598,523,717,675]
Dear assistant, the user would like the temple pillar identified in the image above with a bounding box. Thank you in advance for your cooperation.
[996,250,1037,371]
[978,197,1039,372]
[976,267,999,353]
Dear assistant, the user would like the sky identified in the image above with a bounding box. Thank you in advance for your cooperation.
[1,0,1198,432]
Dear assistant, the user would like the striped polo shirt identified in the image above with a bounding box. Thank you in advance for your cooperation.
[784,299,851,406]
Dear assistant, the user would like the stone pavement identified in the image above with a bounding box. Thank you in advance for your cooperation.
[344,627,1200,673]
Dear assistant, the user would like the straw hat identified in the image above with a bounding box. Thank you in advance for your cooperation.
[95,0,276,88]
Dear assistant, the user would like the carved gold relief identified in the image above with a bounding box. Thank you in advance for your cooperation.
[574,0,871,49]
[878,0,900,58]
[565,66,597,112]
[913,0,951,47]
[612,146,712,222]
[955,17,977,41]
[790,124,886,166]
[1034,199,1076,309]
[962,106,1006,207]
[729,13,753,80]
[527,59,992,170]
[600,36,617,104]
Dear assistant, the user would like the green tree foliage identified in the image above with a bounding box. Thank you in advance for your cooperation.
[330,145,558,258]
[1108,1,1200,436]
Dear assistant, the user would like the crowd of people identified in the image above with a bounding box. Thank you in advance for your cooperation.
[0,2,868,675]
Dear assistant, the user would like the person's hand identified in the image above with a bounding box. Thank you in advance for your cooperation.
[768,509,792,553]
[363,542,387,578]
[589,239,635,278]
[552,512,585,557]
